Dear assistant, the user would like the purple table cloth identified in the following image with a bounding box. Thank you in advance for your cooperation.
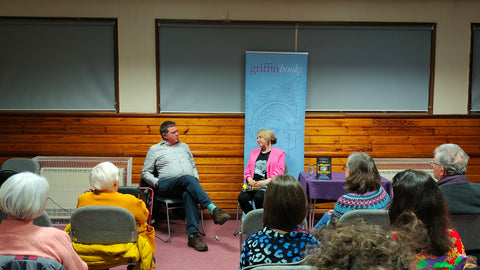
[298,171,392,229]
[298,171,392,200]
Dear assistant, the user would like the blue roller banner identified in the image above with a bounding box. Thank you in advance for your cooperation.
[244,51,308,178]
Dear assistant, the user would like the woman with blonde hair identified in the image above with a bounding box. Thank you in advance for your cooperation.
[238,129,285,214]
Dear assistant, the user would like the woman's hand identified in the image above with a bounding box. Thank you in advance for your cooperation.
[254,178,271,188]
[252,180,264,188]
[246,177,255,186]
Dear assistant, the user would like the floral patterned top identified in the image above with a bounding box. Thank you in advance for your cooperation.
[239,226,319,269]
[415,229,467,270]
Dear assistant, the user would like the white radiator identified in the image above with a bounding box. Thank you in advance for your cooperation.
[33,156,132,224]
[374,158,433,181]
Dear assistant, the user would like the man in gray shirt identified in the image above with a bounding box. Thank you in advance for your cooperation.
[142,121,230,251]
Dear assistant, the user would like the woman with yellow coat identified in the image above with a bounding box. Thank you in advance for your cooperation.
[74,161,155,269]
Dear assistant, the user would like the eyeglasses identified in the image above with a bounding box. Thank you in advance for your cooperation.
[343,164,348,171]
[430,161,441,167]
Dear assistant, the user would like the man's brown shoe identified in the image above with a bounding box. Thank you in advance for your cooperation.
[212,207,231,225]
[187,233,208,252]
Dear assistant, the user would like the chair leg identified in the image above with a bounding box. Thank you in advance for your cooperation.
[234,202,241,236]
[155,202,206,241]
[198,208,206,236]
[240,231,244,250]
[155,201,172,242]
[238,200,255,250]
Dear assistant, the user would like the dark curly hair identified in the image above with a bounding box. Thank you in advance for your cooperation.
[307,220,421,270]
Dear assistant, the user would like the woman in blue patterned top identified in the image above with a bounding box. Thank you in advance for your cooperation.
[239,174,319,269]
[314,152,390,228]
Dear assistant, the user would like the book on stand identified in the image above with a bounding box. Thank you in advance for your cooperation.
[316,157,332,180]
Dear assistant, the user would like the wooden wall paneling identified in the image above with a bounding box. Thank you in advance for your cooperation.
[1,114,480,217]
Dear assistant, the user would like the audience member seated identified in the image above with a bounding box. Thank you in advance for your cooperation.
[141,120,230,251]
[238,129,285,214]
[307,219,419,270]
[389,169,467,270]
[314,152,390,228]
[0,172,88,270]
[65,161,154,269]
[239,174,319,269]
[432,143,480,214]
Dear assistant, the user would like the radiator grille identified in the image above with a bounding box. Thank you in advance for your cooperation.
[374,158,433,181]
[33,156,132,224]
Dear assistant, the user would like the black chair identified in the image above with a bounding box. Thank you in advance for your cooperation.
[450,214,480,261]
[140,178,205,242]
[118,185,154,224]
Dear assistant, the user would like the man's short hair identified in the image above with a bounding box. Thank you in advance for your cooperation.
[434,143,469,175]
[160,121,176,139]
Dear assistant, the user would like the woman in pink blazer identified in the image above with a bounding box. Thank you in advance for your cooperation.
[238,129,285,213]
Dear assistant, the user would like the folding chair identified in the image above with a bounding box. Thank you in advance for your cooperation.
[0,255,65,270]
[1,158,38,173]
[0,211,52,227]
[140,178,205,242]
[69,206,143,270]
[242,258,314,270]
[239,208,264,250]
[451,214,480,260]
[337,209,390,227]
[118,185,154,224]
[234,199,254,236]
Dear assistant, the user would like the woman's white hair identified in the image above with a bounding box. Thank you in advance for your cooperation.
[89,161,119,191]
[0,172,49,220]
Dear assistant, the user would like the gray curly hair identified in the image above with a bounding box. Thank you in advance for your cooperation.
[434,143,469,175]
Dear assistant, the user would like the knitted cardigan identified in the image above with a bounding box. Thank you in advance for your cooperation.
[330,186,390,222]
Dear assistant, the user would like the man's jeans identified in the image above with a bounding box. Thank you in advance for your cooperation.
[157,175,212,234]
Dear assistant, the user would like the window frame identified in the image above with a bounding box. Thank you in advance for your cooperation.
[156,19,436,114]
[0,16,119,113]
[469,23,480,114]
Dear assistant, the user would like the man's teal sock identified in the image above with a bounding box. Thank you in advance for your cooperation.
[207,203,217,214]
